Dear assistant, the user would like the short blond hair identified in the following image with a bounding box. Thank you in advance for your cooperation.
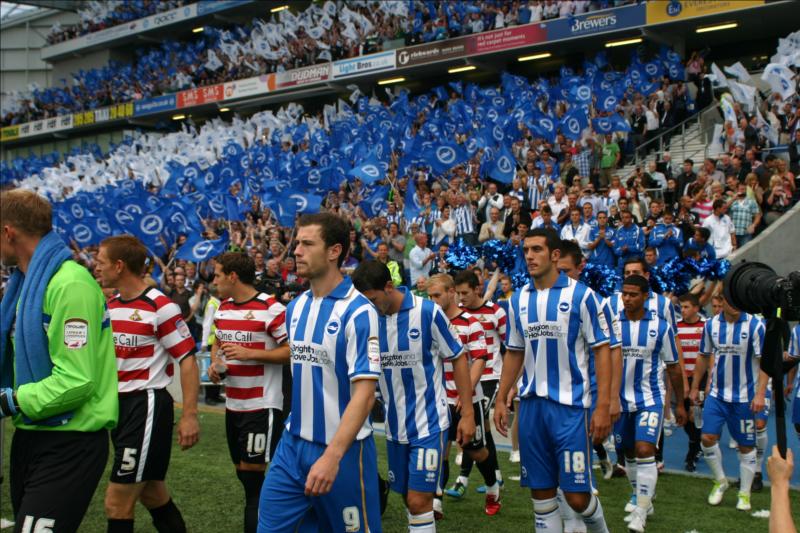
[427,273,454,291]
[0,189,52,237]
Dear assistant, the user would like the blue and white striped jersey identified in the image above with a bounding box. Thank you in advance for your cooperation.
[453,204,475,236]
[608,291,678,332]
[588,297,622,402]
[377,288,462,444]
[619,311,679,411]
[506,272,610,408]
[699,312,765,403]
[285,277,381,445]
[789,324,799,400]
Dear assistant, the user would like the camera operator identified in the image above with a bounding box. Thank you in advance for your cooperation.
[0,189,118,532]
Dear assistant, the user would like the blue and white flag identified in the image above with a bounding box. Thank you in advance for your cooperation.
[560,107,589,140]
[488,144,516,184]
[348,154,385,184]
[360,186,389,218]
[423,141,469,175]
[175,231,229,262]
[592,114,631,134]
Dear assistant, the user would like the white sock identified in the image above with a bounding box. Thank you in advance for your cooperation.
[701,443,726,481]
[456,475,469,487]
[755,428,768,471]
[738,449,757,495]
[635,456,658,510]
[486,482,500,497]
[533,497,562,532]
[495,469,503,483]
[579,494,610,533]
[625,457,638,493]
[408,510,436,533]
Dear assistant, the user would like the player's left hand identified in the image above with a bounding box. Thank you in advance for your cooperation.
[305,452,339,497]
[178,413,200,450]
[674,404,688,427]
[750,393,766,414]
[456,411,476,447]
[222,344,252,361]
[590,404,611,444]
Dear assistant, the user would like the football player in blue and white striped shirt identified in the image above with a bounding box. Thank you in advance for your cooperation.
[259,214,383,533]
[495,228,613,533]
[788,323,800,438]
[615,275,687,532]
[352,261,476,533]
[689,295,769,512]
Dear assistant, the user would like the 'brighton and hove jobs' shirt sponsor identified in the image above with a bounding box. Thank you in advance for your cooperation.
[108,288,196,392]
[619,311,680,412]
[699,312,765,403]
[376,288,462,444]
[213,293,287,412]
[285,277,381,444]
[506,272,609,408]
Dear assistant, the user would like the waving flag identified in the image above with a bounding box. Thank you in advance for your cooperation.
[175,231,229,262]
[488,144,516,184]
[423,141,469,175]
[560,107,589,140]
[360,186,389,218]
[348,154,385,184]
[403,178,423,220]
[592,115,631,134]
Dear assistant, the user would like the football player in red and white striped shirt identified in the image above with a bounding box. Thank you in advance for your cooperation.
[677,293,707,472]
[207,252,289,533]
[427,274,502,517]
[454,270,507,496]
[95,235,199,533]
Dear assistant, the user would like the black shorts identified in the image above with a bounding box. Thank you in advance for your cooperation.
[480,379,499,412]
[226,408,283,465]
[110,388,174,484]
[447,402,486,451]
[11,428,108,533]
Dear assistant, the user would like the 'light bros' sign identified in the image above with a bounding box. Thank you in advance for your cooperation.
[546,3,646,40]
[332,51,396,79]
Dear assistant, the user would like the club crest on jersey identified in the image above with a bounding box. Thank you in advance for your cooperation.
[129,310,143,322]
[243,310,255,320]
[649,329,657,338]
[326,320,340,335]
[741,331,748,339]
[558,302,570,313]
[408,328,421,341]
[175,318,191,338]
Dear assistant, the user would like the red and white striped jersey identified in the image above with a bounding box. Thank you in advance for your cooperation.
[108,288,196,393]
[443,312,487,405]
[461,301,507,381]
[214,292,288,412]
[677,318,705,377]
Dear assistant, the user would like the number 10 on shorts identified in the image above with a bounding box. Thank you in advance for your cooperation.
[416,449,439,471]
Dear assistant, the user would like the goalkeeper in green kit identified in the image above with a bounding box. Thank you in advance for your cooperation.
[0,189,118,533]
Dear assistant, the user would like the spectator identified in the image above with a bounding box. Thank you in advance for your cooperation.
[560,207,591,256]
[727,183,761,248]
[613,210,645,263]
[479,207,506,243]
[376,242,403,287]
[599,134,621,188]
[764,174,792,225]
[702,199,736,259]
[409,232,435,286]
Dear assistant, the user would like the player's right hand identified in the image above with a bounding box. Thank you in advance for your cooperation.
[207,363,221,384]
[688,388,699,406]
[456,412,476,447]
[494,400,509,438]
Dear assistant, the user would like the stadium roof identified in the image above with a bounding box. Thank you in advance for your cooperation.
[0,1,38,21]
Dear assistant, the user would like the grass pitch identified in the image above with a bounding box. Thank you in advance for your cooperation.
[2,409,797,532]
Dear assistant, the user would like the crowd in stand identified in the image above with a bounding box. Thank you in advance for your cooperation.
[3,0,637,127]
[46,0,188,44]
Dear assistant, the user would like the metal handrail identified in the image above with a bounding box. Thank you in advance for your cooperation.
[631,101,721,168]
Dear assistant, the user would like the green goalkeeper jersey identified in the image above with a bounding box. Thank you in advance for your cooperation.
[12,260,118,431]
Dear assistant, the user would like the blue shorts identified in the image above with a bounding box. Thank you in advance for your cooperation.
[614,407,663,450]
[386,431,445,495]
[701,395,756,447]
[258,431,381,533]
[519,396,593,493]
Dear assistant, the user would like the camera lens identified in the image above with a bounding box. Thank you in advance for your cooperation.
[723,262,782,314]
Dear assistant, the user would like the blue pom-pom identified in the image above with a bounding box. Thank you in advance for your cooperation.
[445,238,480,270]
[580,263,622,297]
[511,270,530,289]
[481,239,517,273]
